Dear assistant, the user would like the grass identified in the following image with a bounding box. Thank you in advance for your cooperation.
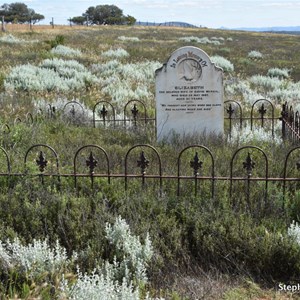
[1,24,300,299]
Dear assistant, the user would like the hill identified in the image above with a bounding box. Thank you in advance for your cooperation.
[231,25,300,33]
[135,20,198,28]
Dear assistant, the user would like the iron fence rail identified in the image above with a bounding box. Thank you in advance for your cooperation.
[1,98,300,211]
[2,99,284,134]
[3,98,298,143]
[0,99,300,142]
[0,144,300,204]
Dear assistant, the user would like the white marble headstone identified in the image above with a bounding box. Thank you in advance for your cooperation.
[155,46,224,141]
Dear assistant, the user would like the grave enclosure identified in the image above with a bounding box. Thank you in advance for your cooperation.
[1,46,300,205]
[155,46,224,141]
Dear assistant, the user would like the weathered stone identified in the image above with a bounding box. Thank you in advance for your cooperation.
[155,46,224,141]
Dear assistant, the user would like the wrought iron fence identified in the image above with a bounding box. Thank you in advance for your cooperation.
[0,143,300,207]
[281,101,300,142]
[2,99,300,144]
[224,98,277,137]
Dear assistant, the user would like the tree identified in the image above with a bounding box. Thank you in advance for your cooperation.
[30,13,44,24]
[69,16,86,26]
[84,5,123,25]
[0,2,44,24]
[71,4,135,26]
[125,15,136,26]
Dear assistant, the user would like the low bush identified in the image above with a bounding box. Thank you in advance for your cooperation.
[267,67,290,79]
[179,36,223,45]
[0,214,154,299]
[101,48,130,59]
[4,58,99,92]
[50,45,82,57]
[211,55,234,73]
[248,50,263,59]
[45,34,65,49]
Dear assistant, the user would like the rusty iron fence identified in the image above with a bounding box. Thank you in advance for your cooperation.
[2,98,296,139]
[1,99,300,158]
[224,98,277,137]
[0,99,156,129]
[0,143,300,208]
[281,101,300,142]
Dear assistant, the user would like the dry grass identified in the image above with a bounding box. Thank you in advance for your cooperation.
[1,24,300,299]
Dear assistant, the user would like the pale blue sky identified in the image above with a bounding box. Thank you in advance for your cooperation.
[2,0,300,28]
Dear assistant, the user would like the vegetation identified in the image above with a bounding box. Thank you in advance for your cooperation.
[0,2,44,24]
[70,4,136,26]
[0,25,300,299]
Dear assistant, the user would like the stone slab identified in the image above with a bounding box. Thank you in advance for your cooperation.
[155,46,224,141]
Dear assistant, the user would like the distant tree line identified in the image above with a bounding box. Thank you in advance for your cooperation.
[69,5,136,26]
[0,2,44,24]
[0,3,135,26]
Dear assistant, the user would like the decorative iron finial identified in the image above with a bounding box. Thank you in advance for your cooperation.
[86,152,98,174]
[137,151,149,175]
[70,105,75,117]
[258,103,267,118]
[226,103,234,118]
[243,152,255,177]
[100,105,108,119]
[36,151,48,173]
[190,152,203,176]
[131,104,139,118]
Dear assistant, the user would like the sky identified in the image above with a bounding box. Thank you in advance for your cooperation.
[2,0,300,29]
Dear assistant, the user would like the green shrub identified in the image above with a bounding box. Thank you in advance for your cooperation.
[45,34,65,49]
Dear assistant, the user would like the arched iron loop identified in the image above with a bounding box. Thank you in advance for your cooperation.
[177,145,215,197]
[0,146,11,173]
[14,117,22,125]
[124,100,147,127]
[230,145,268,208]
[73,145,110,190]
[26,112,34,124]
[124,144,162,191]
[93,101,116,128]
[63,101,85,120]
[1,124,10,134]
[250,99,275,135]
[283,146,300,204]
[24,144,59,173]
[24,144,60,186]
[224,100,243,129]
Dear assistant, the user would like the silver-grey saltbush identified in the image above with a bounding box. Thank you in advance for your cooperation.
[4,58,99,92]
[102,48,129,59]
[179,36,223,45]
[249,75,284,90]
[267,67,290,79]
[0,217,155,299]
[50,45,82,57]
[288,221,300,246]
[61,216,154,300]
[248,50,263,59]
[210,55,234,73]
[0,34,38,44]
[0,238,77,280]
[228,124,282,145]
[92,60,160,104]
[118,36,140,42]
